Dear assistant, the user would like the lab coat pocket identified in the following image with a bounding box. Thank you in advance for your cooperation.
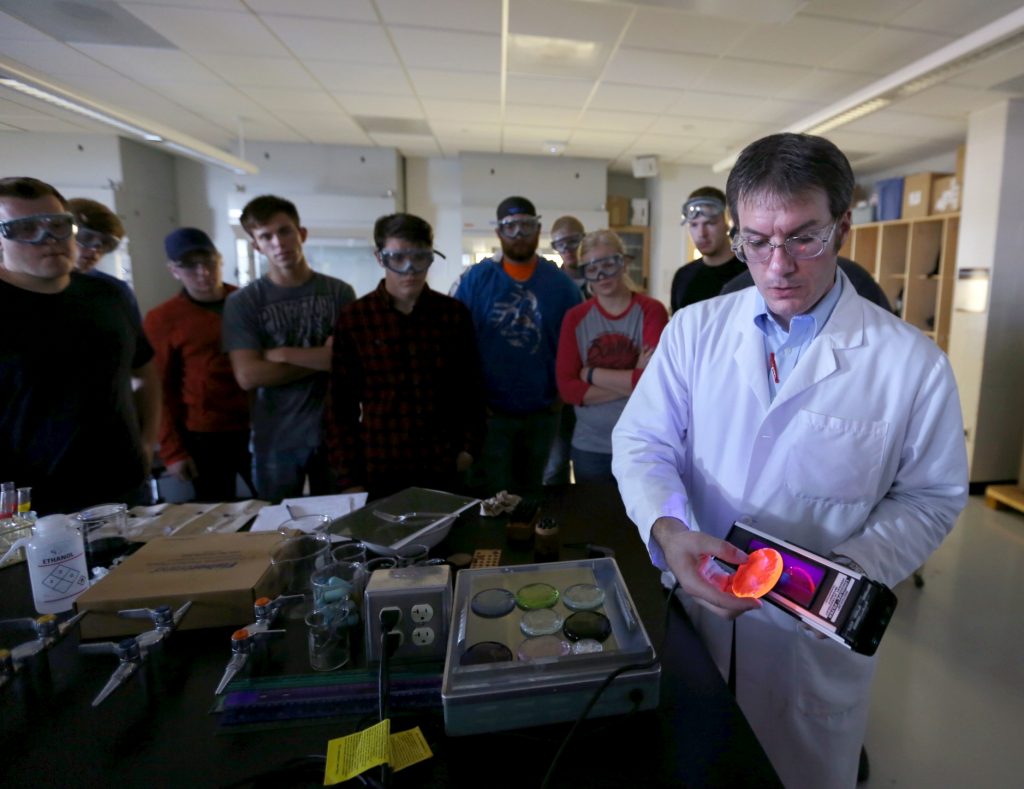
[784,410,887,505]
[793,627,876,725]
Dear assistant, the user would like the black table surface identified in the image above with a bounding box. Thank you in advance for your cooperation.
[0,482,780,788]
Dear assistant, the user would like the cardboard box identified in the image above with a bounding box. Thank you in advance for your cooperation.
[931,175,960,214]
[902,172,951,219]
[76,532,283,639]
[955,143,966,186]
[606,195,630,226]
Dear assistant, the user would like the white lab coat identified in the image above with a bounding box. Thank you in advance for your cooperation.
[613,271,968,788]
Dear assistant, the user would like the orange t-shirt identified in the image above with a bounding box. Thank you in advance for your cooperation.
[503,258,537,282]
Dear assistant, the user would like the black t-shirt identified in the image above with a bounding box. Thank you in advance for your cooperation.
[670,256,747,313]
[0,273,153,515]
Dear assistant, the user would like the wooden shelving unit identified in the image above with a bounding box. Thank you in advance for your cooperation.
[840,213,959,351]
[612,225,651,293]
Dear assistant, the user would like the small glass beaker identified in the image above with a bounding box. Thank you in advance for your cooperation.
[306,606,351,671]
[270,533,331,598]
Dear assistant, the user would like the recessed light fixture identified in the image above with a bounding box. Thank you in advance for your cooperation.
[544,140,567,155]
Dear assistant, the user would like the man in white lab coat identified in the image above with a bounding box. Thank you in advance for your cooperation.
[612,133,968,788]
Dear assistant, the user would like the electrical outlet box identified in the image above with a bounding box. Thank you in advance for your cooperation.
[364,565,452,664]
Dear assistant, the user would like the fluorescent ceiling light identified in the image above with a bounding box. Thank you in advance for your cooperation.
[712,6,1024,173]
[0,59,258,175]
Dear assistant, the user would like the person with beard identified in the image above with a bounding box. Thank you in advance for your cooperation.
[670,186,746,313]
[454,196,582,497]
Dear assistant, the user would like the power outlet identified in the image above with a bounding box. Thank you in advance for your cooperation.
[364,565,452,664]
[411,627,435,646]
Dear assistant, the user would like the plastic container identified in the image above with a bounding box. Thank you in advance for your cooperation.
[0,515,90,614]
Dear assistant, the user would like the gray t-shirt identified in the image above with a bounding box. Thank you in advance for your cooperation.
[223,272,355,452]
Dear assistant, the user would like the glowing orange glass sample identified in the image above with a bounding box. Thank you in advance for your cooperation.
[730,548,784,598]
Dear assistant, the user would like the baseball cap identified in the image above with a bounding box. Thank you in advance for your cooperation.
[496,196,537,221]
[164,227,216,261]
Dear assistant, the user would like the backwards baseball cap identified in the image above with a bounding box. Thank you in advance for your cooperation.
[164,227,216,261]
[496,195,537,220]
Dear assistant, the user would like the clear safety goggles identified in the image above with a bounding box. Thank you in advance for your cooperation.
[551,234,583,254]
[377,248,445,274]
[731,221,837,265]
[76,225,121,254]
[0,212,76,245]
[497,216,541,239]
[580,253,625,282]
[681,198,725,225]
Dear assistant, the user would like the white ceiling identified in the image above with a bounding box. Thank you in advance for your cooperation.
[1,0,1023,173]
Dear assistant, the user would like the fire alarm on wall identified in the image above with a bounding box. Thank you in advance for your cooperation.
[632,155,659,178]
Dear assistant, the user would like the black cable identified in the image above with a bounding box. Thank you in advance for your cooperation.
[539,581,681,789]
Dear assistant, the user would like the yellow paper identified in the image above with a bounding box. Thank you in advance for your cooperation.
[390,727,432,773]
[324,719,390,785]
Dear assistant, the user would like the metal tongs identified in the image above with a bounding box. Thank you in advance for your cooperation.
[214,593,302,694]
[79,601,192,706]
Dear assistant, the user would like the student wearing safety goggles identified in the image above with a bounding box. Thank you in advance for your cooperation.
[670,186,747,313]
[67,197,142,325]
[325,213,484,499]
[0,177,160,514]
[555,230,667,482]
[453,196,582,497]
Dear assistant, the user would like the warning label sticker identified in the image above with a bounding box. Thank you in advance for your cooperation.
[819,574,855,622]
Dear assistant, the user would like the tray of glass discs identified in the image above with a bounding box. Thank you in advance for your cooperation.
[441,557,660,736]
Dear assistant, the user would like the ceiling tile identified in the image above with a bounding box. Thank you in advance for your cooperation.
[333,93,424,119]
[948,44,1024,90]
[507,36,612,80]
[648,115,764,143]
[407,69,500,100]
[0,39,121,80]
[568,129,639,147]
[368,131,440,156]
[149,83,273,122]
[190,53,319,89]
[842,109,967,138]
[505,75,594,106]
[122,4,290,56]
[622,7,756,55]
[72,44,224,85]
[604,48,716,90]
[509,0,633,43]
[259,16,397,65]
[389,28,500,71]
[0,10,54,41]
[304,61,412,94]
[798,0,918,24]
[825,27,954,75]
[890,0,1024,37]
[892,84,1016,117]
[503,124,574,143]
[589,83,682,113]
[691,57,817,96]
[772,68,876,102]
[730,15,875,68]
[576,109,659,133]
[504,104,582,126]
[421,98,501,122]
[246,0,378,22]
[377,0,501,33]
[240,87,340,112]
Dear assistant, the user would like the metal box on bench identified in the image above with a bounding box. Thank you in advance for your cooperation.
[441,557,660,736]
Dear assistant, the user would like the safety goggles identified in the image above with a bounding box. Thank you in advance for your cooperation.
[731,220,837,265]
[76,225,121,254]
[551,234,583,254]
[377,248,445,274]
[580,253,625,282]
[0,212,76,245]
[497,216,541,239]
[681,198,725,225]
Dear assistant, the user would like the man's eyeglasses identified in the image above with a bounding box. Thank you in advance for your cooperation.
[681,198,724,225]
[580,254,625,282]
[377,248,445,274]
[551,234,583,254]
[76,226,121,254]
[0,212,76,245]
[731,220,837,265]
[497,216,541,239]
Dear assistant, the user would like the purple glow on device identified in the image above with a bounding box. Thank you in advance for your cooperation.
[750,538,825,608]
